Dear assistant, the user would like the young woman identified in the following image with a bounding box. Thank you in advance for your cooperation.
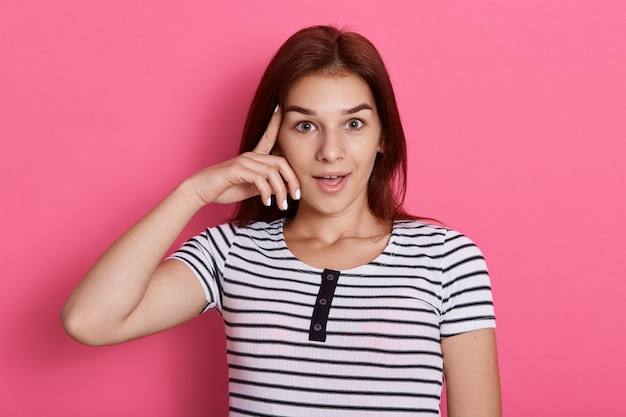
[62,25,501,417]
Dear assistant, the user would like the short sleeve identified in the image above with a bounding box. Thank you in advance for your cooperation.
[167,223,236,314]
[440,229,496,337]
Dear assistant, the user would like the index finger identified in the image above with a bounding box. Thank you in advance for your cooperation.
[253,105,282,155]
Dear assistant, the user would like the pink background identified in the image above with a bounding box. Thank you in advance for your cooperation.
[1,1,625,416]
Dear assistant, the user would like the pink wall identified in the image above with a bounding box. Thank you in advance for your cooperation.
[2,1,625,416]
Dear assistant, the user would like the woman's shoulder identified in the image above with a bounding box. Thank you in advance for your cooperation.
[393,219,448,237]
[392,219,479,249]
[208,218,285,241]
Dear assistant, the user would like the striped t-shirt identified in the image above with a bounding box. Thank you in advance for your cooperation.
[170,218,496,417]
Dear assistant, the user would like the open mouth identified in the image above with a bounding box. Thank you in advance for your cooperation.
[318,175,344,185]
[313,174,349,192]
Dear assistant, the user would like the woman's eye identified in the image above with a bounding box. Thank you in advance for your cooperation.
[345,119,364,130]
[295,121,316,132]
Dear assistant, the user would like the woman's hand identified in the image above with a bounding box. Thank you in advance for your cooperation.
[62,106,301,346]
[189,106,300,210]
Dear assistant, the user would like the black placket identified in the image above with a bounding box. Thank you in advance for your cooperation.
[309,269,340,342]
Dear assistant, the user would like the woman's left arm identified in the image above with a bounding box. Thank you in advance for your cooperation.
[441,328,502,417]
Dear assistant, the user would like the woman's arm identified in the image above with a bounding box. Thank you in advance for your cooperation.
[61,180,209,346]
[441,328,502,417]
[61,108,299,346]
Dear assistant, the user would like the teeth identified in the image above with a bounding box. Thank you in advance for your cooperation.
[323,176,338,179]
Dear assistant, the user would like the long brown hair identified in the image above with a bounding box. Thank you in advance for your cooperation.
[232,25,417,225]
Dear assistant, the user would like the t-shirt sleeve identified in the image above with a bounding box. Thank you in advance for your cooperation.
[167,223,236,314]
[440,229,496,337]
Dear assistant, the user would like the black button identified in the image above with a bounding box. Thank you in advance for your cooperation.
[326,273,335,281]
[313,323,322,331]
[319,298,327,305]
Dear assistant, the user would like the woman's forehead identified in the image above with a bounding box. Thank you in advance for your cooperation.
[284,73,376,113]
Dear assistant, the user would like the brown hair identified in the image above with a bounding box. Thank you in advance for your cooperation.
[232,25,418,225]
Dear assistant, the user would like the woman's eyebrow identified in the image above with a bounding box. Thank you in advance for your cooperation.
[343,104,374,115]
[284,105,314,115]
[284,103,374,115]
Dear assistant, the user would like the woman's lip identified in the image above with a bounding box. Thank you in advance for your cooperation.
[313,171,350,178]
[313,174,349,193]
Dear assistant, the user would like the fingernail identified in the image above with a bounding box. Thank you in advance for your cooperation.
[265,197,272,207]
[273,104,279,114]
[295,188,301,200]
[282,199,288,210]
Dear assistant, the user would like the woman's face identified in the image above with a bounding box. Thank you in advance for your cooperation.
[277,72,382,218]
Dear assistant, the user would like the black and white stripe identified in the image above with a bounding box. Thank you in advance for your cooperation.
[170,219,495,417]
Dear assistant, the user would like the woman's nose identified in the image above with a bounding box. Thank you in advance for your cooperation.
[316,129,344,162]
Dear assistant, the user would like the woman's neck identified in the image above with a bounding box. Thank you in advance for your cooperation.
[283,207,392,270]
[285,206,390,245]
